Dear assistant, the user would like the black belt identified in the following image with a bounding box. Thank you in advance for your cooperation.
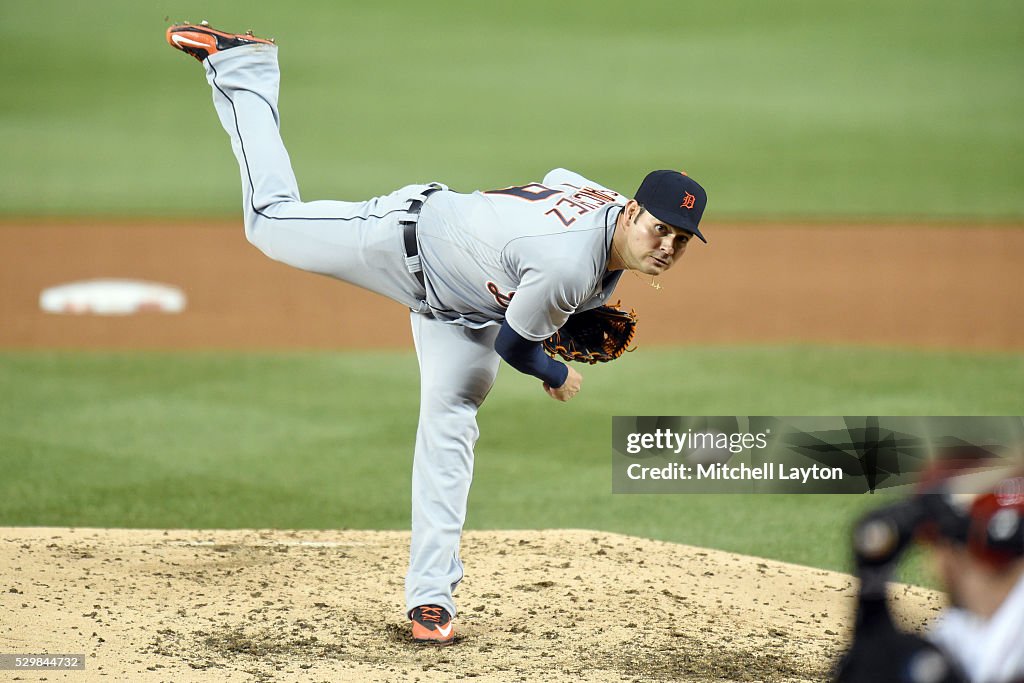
[401,186,442,289]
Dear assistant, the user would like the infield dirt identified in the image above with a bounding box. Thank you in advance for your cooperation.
[1,527,943,683]
[1,221,1022,351]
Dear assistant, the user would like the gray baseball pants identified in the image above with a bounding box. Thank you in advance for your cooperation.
[204,44,500,617]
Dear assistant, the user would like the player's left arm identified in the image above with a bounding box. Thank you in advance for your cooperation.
[493,323,582,402]
[497,259,590,400]
[501,259,580,341]
[493,323,567,385]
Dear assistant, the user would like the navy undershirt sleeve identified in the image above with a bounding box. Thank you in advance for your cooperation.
[494,321,569,388]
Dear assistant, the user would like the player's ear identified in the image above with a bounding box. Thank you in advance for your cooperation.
[624,199,641,225]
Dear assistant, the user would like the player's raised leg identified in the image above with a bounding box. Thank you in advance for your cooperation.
[406,312,501,643]
[166,22,428,310]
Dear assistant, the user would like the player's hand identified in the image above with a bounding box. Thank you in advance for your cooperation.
[544,366,582,402]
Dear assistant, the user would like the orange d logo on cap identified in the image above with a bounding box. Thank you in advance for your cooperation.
[680,192,696,210]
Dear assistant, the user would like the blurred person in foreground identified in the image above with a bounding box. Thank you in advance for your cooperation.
[922,468,1024,682]
[835,463,1024,683]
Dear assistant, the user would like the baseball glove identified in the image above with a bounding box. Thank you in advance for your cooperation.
[543,303,638,364]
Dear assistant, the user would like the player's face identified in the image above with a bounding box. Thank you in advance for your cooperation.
[626,207,692,275]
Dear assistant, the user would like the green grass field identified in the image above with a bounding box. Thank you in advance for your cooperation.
[1,0,1022,218]
[3,347,1022,586]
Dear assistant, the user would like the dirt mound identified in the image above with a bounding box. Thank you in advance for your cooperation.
[0,528,943,682]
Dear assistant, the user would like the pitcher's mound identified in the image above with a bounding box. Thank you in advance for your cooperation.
[0,528,943,682]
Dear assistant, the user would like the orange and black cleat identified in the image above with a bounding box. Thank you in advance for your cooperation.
[409,605,455,645]
[166,21,274,63]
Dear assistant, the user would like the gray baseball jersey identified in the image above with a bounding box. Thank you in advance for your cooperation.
[416,171,626,339]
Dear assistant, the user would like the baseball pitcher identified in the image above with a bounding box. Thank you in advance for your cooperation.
[166,21,709,644]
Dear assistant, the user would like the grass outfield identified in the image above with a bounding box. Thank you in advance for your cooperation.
[1,0,1022,219]
[2,346,1021,586]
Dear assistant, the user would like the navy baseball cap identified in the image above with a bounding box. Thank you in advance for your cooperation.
[634,170,708,243]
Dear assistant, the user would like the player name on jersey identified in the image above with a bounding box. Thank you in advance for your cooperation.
[544,184,623,227]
